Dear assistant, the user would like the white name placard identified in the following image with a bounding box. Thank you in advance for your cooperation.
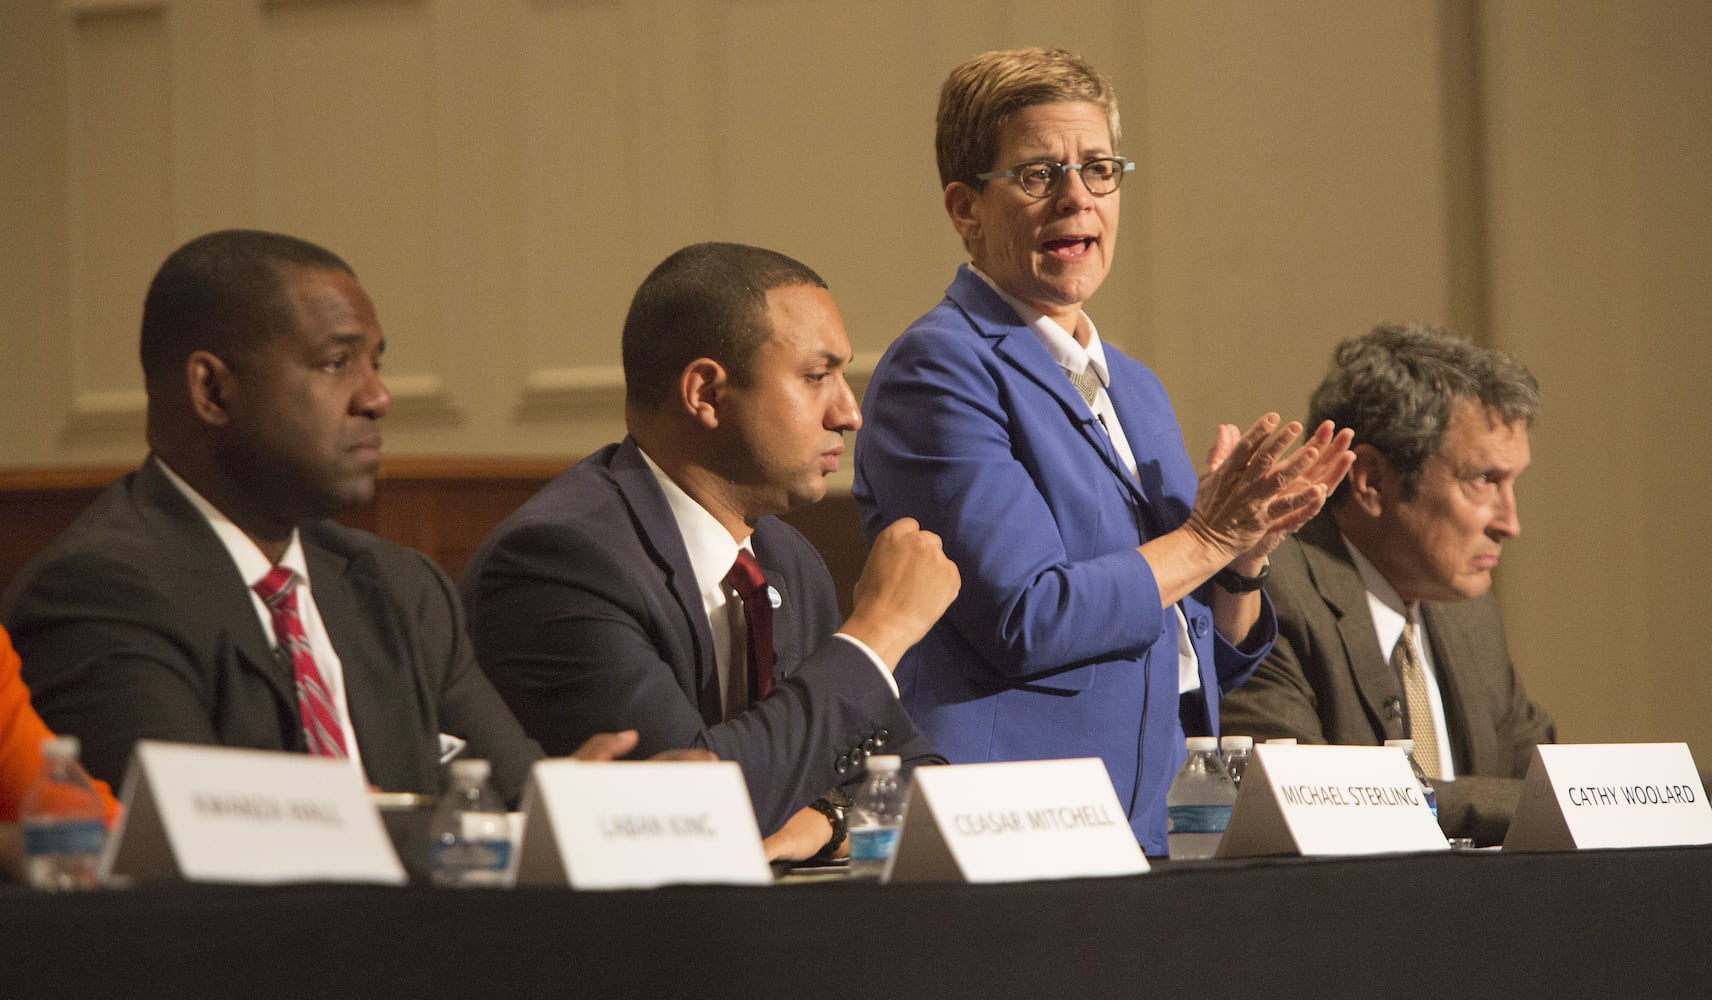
[515,759,770,889]
[102,741,405,885]
[1216,744,1448,858]
[1504,743,1712,851]
[886,758,1147,883]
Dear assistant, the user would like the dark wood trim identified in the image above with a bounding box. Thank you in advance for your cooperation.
[1,459,868,616]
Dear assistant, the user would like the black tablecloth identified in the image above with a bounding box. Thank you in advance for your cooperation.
[5,846,1708,999]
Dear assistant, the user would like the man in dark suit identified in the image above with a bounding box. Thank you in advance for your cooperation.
[1220,323,1556,844]
[1,230,641,806]
[460,242,961,861]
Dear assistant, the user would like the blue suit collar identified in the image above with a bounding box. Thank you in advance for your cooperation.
[944,266,1153,515]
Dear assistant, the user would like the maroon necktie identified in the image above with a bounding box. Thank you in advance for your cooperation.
[253,566,350,758]
[724,551,775,702]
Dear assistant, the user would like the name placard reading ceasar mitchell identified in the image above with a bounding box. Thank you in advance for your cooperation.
[515,759,770,889]
[1504,743,1712,851]
[103,740,405,885]
[886,758,1147,883]
[1216,744,1448,858]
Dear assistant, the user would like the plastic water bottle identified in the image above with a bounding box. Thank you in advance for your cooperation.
[429,759,514,888]
[1220,735,1254,788]
[1385,738,1438,822]
[846,754,906,879]
[20,735,108,891]
[1166,736,1236,860]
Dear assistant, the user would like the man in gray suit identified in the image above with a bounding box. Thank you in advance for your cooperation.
[2,230,645,805]
[1220,323,1555,844]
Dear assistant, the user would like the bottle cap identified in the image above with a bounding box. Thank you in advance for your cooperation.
[40,734,80,760]
[1219,735,1254,751]
[450,758,492,780]
[865,754,901,773]
[1185,736,1218,752]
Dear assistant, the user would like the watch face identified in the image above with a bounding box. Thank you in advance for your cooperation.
[825,787,854,810]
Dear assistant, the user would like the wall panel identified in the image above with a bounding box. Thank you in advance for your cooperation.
[258,0,454,421]
[515,0,642,422]
[1482,0,1712,751]
[64,1,173,440]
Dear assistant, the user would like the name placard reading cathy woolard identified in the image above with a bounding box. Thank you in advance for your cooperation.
[515,759,770,890]
[1216,744,1448,859]
[1504,743,1712,851]
[103,741,405,886]
[886,758,1147,883]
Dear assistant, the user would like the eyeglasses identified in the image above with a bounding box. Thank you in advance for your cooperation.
[976,157,1135,199]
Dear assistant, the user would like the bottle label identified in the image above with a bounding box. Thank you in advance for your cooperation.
[432,838,513,873]
[1167,804,1232,835]
[22,819,107,856]
[848,826,899,863]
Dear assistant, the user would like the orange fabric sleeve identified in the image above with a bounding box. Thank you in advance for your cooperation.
[0,627,122,826]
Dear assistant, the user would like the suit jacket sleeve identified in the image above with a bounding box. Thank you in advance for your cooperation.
[463,514,934,835]
[1215,601,1335,746]
[5,545,240,787]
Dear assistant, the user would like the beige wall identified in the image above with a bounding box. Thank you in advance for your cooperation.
[4,1,1709,759]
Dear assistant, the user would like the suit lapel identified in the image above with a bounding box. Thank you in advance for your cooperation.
[1297,515,1406,739]
[303,535,369,738]
[751,535,801,680]
[947,267,1151,515]
[610,439,723,722]
[304,530,435,792]
[1422,600,1490,771]
[135,459,297,705]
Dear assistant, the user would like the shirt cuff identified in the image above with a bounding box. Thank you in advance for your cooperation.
[832,632,899,698]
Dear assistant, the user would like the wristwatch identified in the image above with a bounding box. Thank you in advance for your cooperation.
[807,788,851,861]
[1212,559,1270,593]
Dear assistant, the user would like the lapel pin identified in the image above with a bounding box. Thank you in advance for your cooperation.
[767,585,782,609]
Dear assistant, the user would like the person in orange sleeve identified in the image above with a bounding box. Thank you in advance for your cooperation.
[0,624,121,878]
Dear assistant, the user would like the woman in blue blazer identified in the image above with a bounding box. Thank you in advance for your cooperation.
[853,47,1352,854]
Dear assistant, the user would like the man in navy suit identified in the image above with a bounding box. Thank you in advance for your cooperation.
[461,242,960,861]
[853,48,1352,853]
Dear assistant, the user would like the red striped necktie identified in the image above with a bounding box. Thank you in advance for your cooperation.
[724,551,775,703]
[253,566,350,759]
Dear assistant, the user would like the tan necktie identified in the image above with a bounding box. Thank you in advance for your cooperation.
[1064,367,1101,407]
[1391,621,1442,778]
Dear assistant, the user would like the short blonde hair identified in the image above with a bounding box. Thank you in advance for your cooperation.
[935,47,1121,189]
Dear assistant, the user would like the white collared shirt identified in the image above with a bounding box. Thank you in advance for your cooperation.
[637,448,895,719]
[970,265,1202,696]
[154,457,366,773]
[1343,532,1457,780]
